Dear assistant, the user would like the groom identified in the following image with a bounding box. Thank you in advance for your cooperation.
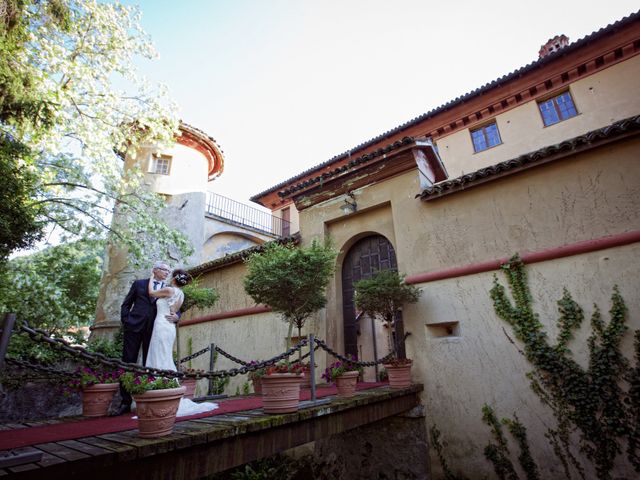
[114,260,173,416]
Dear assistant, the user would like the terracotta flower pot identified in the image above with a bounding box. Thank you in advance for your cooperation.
[82,383,119,417]
[261,373,302,413]
[133,386,186,438]
[181,378,198,399]
[299,371,311,389]
[383,362,413,389]
[251,377,262,395]
[335,371,359,398]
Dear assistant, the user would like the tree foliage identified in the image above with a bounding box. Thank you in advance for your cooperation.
[181,278,219,314]
[0,140,43,261]
[243,239,337,347]
[0,0,190,266]
[354,269,421,324]
[0,239,103,333]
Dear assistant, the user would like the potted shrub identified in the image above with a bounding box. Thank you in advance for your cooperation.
[322,356,363,398]
[244,238,338,390]
[260,362,305,413]
[247,361,267,394]
[68,366,123,417]
[120,372,185,438]
[354,270,421,388]
[179,367,204,399]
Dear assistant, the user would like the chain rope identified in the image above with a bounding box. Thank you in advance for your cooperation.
[212,345,251,366]
[5,357,76,378]
[312,336,407,367]
[5,321,405,382]
[178,346,210,364]
[12,322,309,379]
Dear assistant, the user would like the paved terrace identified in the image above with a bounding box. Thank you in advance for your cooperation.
[0,383,423,479]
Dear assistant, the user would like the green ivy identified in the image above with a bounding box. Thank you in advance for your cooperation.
[627,331,640,470]
[430,424,469,480]
[482,405,518,480]
[502,415,539,480]
[490,255,638,479]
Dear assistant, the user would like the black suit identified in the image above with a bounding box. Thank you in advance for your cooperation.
[119,278,158,407]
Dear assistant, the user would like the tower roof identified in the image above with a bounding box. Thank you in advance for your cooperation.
[178,122,225,181]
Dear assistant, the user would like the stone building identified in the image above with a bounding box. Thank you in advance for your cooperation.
[95,11,640,479]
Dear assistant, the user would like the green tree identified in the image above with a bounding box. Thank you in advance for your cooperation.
[0,0,189,266]
[354,269,421,357]
[243,239,337,353]
[0,141,43,261]
[181,278,219,314]
[0,239,103,333]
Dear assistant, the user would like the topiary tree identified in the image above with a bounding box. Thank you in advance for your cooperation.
[354,269,421,359]
[243,239,337,358]
[181,279,219,314]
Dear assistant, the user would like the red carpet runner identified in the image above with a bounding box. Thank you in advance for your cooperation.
[0,383,386,451]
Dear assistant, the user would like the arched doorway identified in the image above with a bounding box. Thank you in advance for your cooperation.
[341,235,401,374]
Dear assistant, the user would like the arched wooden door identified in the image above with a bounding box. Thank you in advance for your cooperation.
[341,235,398,359]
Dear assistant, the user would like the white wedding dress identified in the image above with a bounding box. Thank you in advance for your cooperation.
[145,287,219,417]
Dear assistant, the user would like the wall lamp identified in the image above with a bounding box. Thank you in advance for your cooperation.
[340,192,357,214]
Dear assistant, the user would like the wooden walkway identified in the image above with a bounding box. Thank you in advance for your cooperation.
[1,384,423,479]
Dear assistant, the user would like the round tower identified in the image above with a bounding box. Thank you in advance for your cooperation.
[91,123,224,339]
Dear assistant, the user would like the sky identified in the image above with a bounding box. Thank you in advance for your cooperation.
[123,0,637,209]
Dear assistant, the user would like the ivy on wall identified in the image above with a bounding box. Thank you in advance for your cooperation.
[489,255,639,480]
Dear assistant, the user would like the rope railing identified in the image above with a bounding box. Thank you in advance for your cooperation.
[3,319,407,384]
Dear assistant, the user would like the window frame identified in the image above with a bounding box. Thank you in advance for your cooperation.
[470,121,502,153]
[281,206,290,237]
[149,154,172,176]
[537,90,578,127]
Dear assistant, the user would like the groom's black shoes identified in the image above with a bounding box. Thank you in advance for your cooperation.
[111,403,131,416]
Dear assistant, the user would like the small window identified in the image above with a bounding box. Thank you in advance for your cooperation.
[538,91,578,126]
[150,154,172,175]
[470,122,502,153]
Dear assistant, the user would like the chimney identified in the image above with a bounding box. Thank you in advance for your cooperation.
[538,34,569,58]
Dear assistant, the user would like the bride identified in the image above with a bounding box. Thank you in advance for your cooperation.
[146,268,218,417]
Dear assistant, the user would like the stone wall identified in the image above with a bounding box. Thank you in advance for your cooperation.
[313,406,430,480]
[0,370,81,422]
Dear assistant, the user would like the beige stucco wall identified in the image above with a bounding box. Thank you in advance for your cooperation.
[438,54,640,176]
[178,262,312,395]
[177,310,291,396]
[274,203,301,235]
[201,232,260,261]
[166,55,640,476]
[295,136,640,478]
[412,245,639,479]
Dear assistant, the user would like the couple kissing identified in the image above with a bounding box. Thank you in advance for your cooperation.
[115,261,218,417]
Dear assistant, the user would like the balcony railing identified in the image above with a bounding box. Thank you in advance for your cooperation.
[205,192,291,238]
